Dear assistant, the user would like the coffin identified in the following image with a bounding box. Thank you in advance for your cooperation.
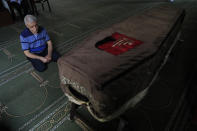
[58,4,185,122]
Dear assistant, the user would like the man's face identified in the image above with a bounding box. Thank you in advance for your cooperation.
[26,21,38,34]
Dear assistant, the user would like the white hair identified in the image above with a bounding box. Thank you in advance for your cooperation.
[24,15,37,25]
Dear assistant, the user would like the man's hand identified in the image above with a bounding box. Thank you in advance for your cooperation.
[24,50,49,63]
[40,57,48,63]
[45,55,51,62]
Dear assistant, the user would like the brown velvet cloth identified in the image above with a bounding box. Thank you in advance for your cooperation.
[58,4,185,118]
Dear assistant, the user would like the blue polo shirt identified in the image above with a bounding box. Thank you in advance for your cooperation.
[20,26,50,54]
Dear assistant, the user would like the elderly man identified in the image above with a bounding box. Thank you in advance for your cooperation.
[20,15,60,72]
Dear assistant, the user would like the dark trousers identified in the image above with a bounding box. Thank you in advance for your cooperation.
[27,48,60,72]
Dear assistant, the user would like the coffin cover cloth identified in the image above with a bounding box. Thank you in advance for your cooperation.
[58,4,185,122]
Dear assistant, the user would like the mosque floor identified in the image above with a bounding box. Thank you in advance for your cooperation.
[0,0,197,130]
